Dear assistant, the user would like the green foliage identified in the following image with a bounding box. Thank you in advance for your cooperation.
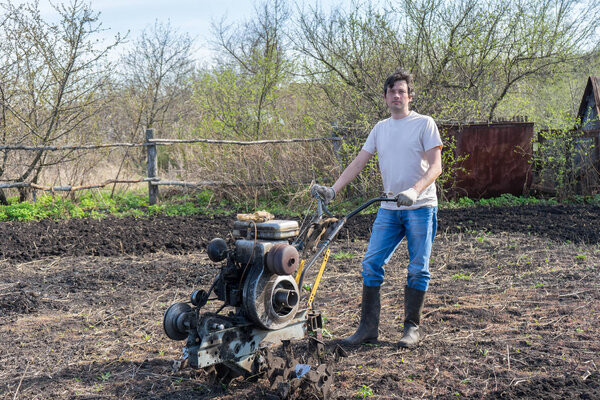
[356,385,374,399]
[478,194,532,207]
[238,195,300,218]
[496,55,600,130]
[436,128,469,201]
[455,197,475,207]
[192,1,290,141]
[440,194,579,209]
[0,192,150,221]
[3,202,39,221]
[195,189,214,205]
[0,188,300,221]
[1,186,598,223]
[533,121,599,198]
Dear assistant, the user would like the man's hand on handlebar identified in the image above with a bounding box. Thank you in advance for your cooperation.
[396,188,418,207]
[311,184,336,204]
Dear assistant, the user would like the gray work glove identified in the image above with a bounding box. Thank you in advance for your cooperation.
[396,188,418,207]
[311,184,336,204]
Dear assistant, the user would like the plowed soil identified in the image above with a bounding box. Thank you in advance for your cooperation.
[1,204,599,399]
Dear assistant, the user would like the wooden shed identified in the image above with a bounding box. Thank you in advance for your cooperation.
[578,76,600,132]
[534,76,600,195]
[575,76,600,192]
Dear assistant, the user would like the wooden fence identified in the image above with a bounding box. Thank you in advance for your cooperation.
[0,129,342,204]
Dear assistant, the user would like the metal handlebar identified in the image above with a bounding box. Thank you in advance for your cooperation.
[299,194,398,288]
[313,193,332,222]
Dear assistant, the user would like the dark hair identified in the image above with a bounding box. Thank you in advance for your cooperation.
[383,69,415,96]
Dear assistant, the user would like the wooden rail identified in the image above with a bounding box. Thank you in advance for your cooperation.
[0,178,155,191]
[151,179,315,188]
[1,129,342,204]
[0,136,341,152]
[0,143,144,151]
[148,137,341,145]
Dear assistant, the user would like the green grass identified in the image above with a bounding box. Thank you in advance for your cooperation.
[322,192,600,216]
[442,193,600,208]
[330,251,356,260]
[1,190,598,222]
[451,272,471,281]
[0,189,234,221]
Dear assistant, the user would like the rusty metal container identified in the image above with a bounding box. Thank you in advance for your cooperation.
[440,122,534,198]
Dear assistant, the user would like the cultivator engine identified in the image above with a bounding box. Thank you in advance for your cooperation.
[163,216,325,383]
[163,193,397,393]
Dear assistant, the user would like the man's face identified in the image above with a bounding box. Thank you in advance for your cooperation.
[384,80,413,115]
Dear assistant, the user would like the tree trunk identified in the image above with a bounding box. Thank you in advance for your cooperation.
[0,188,7,205]
[18,187,31,202]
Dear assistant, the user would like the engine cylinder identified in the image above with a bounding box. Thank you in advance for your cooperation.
[273,288,299,309]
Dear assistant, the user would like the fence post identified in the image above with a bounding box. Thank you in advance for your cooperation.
[146,128,159,205]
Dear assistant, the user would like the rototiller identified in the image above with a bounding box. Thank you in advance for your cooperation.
[162,192,397,390]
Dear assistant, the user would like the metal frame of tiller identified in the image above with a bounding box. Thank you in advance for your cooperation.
[162,193,398,383]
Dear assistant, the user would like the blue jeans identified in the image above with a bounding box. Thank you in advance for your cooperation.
[362,207,437,291]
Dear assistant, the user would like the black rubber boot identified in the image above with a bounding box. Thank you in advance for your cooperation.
[339,285,380,346]
[398,286,426,348]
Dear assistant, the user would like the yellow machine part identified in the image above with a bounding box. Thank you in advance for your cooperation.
[295,259,305,284]
[307,249,330,309]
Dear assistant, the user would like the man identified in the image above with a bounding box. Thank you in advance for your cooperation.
[311,69,442,348]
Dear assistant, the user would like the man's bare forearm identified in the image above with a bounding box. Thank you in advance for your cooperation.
[412,146,442,194]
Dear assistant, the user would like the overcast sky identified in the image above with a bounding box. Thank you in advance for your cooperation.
[11,0,367,61]
[88,0,260,58]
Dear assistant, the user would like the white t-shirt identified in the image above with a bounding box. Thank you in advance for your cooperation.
[362,111,443,210]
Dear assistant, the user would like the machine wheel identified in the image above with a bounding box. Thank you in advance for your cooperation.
[163,302,192,341]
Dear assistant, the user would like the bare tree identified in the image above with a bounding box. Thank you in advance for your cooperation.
[104,20,196,193]
[400,0,600,121]
[120,20,195,134]
[0,0,122,202]
[294,0,600,123]
[0,6,15,204]
[292,1,403,126]
[195,0,290,140]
